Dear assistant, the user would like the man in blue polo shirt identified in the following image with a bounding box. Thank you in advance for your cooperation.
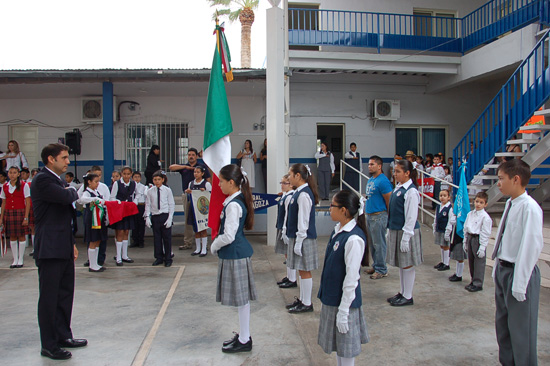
[364,155,393,279]
[169,148,210,250]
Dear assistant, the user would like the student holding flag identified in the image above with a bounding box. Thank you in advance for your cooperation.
[449,162,471,282]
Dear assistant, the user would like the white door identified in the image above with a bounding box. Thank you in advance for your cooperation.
[9,125,39,169]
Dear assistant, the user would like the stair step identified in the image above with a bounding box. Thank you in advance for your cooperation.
[484,164,500,169]
[536,29,550,37]
[533,109,550,116]
[519,124,550,130]
[494,152,525,157]
[478,174,549,180]
[527,184,540,188]
[507,138,540,144]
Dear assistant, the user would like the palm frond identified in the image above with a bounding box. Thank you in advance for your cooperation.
[211,8,232,20]
[206,0,232,7]
[228,9,242,22]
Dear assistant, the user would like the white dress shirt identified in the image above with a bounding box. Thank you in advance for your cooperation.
[0,181,31,198]
[281,183,313,246]
[332,219,365,311]
[134,182,148,204]
[432,164,445,180]
[144,185,175,221]
[211,191,243,249]
[393,179,420,243]
[463,208,492,248]
[495,192,543,294]
[280,190,295,235]
[314,152,335,173]
[110,179,137,203]
[77,188,104,205]
[187,179,213,192]
[78,181,111,200]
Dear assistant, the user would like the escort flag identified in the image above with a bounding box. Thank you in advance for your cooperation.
[453,163,471,238]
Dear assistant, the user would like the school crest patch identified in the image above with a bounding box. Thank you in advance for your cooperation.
[443,212,447,216]
[291,198,295,204]
[396,191,402,197]
[333,241,340,251]
[220,211,224,220]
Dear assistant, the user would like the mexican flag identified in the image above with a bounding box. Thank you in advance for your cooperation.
[203,21,234,238]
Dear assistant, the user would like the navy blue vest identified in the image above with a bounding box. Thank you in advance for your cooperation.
[435,204,452,233]
[189,179,208,191]
[318,224,365,308]
[285,186,317,239]
[217,194,253,260]
[276,191,292,230]
[116,180,136,202]
[387,183,420,230]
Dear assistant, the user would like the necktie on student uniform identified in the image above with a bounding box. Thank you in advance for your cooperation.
[491,201,512,260]
[157,187,161,210]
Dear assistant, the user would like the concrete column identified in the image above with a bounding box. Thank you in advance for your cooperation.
[266,5,287,246]
[102,81,114,184]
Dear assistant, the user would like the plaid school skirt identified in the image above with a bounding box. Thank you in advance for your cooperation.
[434,231,449,247]
[318,304,369,358]
[2,209,29,238]
[216,257,257,307]
[287,238,319,271]
[387,228,423,268]
[274,229,286,255]
[28,206,35,227]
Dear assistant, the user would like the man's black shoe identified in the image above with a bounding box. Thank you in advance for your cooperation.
[58,338,88,348]
[41,348,72,360]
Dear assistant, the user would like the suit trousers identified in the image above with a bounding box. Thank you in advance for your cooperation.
[37,258,75,351]
[152,213,172,263]
[467,235,486,287]
[495,263,540,366]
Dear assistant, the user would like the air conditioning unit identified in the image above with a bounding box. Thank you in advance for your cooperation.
[373,99,400,120]
[81,96,117,123]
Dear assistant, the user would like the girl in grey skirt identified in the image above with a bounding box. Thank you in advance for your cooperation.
[318,190,369,365]
[275,174,297,288]
[386,160,422,307]
[210,164,256,354]
[432,189,454,272]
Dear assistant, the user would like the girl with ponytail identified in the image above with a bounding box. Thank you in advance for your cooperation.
[210,164,256,353]
[318,190,370,366]
[282,163,320,314]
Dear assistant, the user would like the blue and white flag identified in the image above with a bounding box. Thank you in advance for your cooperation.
[453,163,471,238]
[252,193,280,212]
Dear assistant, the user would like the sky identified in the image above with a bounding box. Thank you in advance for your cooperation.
[0,0,271,70]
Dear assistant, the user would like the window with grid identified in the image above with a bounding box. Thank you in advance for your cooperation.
[126,122,189,172]
[413,9,457,38]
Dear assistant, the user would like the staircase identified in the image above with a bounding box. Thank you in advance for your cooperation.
[454,20,550,208]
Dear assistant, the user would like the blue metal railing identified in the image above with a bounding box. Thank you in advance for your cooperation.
[289,0,545,53]
[453,30,550,184]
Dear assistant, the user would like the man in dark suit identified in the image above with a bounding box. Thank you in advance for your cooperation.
[32,143,87,360]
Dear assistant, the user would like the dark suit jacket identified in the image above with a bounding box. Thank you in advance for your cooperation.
[31,168,79,260]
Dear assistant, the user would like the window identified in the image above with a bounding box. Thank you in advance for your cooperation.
[395,126,447,159]
[414,9,457,38]
[288,3,320,50]
[126,122,188,172]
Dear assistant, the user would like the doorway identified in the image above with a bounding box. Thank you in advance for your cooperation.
[9,125,39,169]
[317,123,344,193]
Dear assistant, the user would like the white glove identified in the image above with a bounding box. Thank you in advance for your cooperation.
[211,240,222,255]
[336,309,349,334]
[164,219,172,228]
[463,242,468,253]
[145,217,152,228]
[385,229,390,243]
[400,237,410,253]
[477,246,486,259]
[432,223,436,234]
[294,240,303,256]
[283,234,290,245]
[116,199,121,203]
[444,232,451,242]
[512,291,526,302]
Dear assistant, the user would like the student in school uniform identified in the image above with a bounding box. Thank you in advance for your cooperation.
[110,170,121,191]
[315,142,335,201]
[431,155,445,209]
[131,171,148,249]
[343,142,361,192]
[185,166,212,257]
[318,190,369,366]
[0,166,30,268]
[20,167,31,183]
[282,163,320,313]
[275,174,296,288]
[145,170,175,267]
[64,172,77,188]
[210,164,256,353]
[493,159,543,365]
[77,173,107,272]
[463,191,492,292]
[448,217,467,282]
[432,189,454,272]
[109,166,136,266]
[386,160,423,307]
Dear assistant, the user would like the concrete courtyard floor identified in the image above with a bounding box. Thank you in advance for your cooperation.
[1,225,549,366]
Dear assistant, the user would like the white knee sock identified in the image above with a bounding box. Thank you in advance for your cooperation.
[201,237,208,254]
[10,241,18,265]
[88,248,99,270]
[195,238,201,253]
[456,262,464,277]
[237,302,251,343]
[115,241,122,262]
[337,356,355,366]
[399,268,404,294]
[402,268,416,300]
[301,278,313,306]
[440,248,444,262]
[287,268,297,282]
[17,241,25,265]
[443,250,450,266]
[122,240,129,259]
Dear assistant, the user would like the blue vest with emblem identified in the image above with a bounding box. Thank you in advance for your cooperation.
[116,180,136,202]
[217,194,254,260]
[387,183,420,230]
[435,204,451,233]
[285,186,317,239]
[318,225,365,308]
[276,192,291,230]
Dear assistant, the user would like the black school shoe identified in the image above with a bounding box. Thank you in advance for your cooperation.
[449,274,463,282]
[434,262,444,269]
[465,283,474,291]
[279,281,297,289]
[286,297,302,309]
[390,296,414,306]
[467,285,483,292]
[41,348,72,360]
[83,260,90,267]
[277,277,290,285]
[222,337,252,353]
[438,264,451,271]
[288,303,313,313]
[387,293,403,303]
[89,267,106,273]
[223,333,240,347]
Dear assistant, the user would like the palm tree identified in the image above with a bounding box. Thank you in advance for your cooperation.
[207,0,260,69]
